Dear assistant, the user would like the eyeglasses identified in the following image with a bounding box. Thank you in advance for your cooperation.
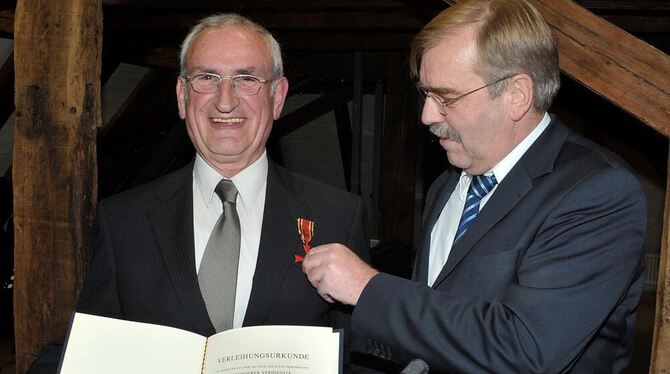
[182,73,271,96]
[418,75,514,115]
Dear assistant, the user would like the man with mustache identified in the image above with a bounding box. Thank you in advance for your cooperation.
[303,0,647,372]
[28,13,368,372]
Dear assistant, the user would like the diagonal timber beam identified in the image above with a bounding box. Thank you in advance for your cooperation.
[530,0,669,136]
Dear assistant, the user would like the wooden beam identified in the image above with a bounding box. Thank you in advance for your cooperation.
[530,0,670,136]
[103,10,427,31]
[651,144,670,372]
[103,30,416,69]
[101,0,438,10]
[13,0,101,372]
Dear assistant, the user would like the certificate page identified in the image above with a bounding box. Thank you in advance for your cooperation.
[203,325,340,374]
[59,313,206,374]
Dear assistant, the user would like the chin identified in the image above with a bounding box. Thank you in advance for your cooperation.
[446,156,469,171]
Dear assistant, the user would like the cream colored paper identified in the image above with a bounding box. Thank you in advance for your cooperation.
[203,325,339,374]
[59,313,340,374]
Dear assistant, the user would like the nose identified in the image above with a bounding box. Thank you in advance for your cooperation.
[214,78,239,113]
[421,98,444,126]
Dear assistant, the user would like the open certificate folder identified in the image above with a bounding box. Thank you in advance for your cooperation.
[59,312,342,374]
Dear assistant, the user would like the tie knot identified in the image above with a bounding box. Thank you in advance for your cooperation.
[470,174,498,198]
[215,179,238,204]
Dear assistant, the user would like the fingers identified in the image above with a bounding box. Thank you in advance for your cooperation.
[317,289,335,304]
[301,243,343,277]
[303,258,336,304]
[303,256,324,287]
[302,243,376,305]
[307,243,346,257]
[302,244,340,303]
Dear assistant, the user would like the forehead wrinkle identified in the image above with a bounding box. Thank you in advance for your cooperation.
[419,63,460,97]
[236,67,258,75]
[188,65,262,76]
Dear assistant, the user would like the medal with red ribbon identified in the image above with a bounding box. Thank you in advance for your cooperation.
[294,218,315,263]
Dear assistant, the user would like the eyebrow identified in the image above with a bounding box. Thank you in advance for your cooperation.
[419,84,459,97]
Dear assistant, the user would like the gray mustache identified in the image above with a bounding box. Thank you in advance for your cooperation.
[429,123,461,142]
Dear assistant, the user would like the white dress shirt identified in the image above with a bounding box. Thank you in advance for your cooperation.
[193,151,268,328]
[427,113,551,286]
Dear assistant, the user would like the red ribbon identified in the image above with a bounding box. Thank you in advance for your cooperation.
[294,218,314,263]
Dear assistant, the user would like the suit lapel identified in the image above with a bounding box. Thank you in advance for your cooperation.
[243,161,302,326]
[431,118,569,288]
[148,164,214,335]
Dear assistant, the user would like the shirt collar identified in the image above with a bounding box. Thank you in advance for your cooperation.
[490,112,550,184]
[194,151,268,210]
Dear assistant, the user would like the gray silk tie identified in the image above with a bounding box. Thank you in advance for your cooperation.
[198,179,240,332]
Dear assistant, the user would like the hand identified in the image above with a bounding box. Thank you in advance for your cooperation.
[302,243,379,305]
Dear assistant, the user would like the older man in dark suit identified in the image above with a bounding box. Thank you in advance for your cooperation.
[303,0,646,372]
[28,13,368,372]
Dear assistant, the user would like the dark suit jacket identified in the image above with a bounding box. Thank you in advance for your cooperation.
[351,117,646,373]
[28,159,368,372]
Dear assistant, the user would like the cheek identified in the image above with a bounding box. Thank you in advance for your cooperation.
[251,97,275,123]
[185,99,211,134]
[184,97,201,117]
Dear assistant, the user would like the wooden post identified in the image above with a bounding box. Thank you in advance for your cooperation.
[13,0,101,372]
[651,144,670,373]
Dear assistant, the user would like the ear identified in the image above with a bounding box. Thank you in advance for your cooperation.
[271,77,289,120]
[176,77,187,120]
[508,73,533,122]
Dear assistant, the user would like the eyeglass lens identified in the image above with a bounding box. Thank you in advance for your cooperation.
[190,74,263,96]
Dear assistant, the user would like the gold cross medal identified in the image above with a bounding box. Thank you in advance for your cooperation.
[294,218,315,263]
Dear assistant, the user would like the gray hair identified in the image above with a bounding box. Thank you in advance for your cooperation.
[179,13,284,81]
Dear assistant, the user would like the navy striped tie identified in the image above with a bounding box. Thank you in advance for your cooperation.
[453,174,498,243]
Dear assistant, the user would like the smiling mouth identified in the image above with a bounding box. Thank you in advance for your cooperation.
[210,117,244,126]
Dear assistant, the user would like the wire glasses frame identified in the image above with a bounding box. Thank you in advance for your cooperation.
[418,75,514,115]
[182,72,272,96]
